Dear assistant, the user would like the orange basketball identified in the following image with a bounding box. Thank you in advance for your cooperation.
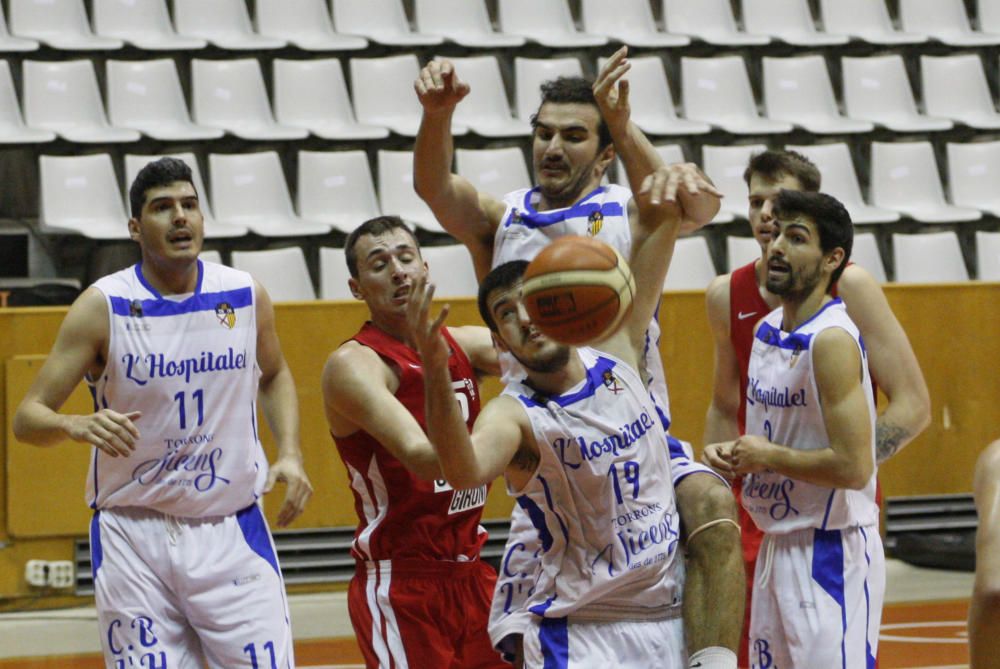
[522,236,636,345]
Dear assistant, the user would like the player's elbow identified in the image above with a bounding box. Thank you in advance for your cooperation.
[840,459,873,490]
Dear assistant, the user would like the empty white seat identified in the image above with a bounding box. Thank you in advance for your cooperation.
[0,61,53,143]
[174,0,285,50]
[273,58,389,140]
[23,60,140,144]
[664,236,718,290]
[498,0,608,48]
[514,56,584,123]
[297,150,381,234]
[107,60,224,141]
[191,59,308,141]
[893,232,969,283]
[39,154,130,239]
[441,56,529,138]
[601,55,710,136]
[352,55,466,137]
[743,0,850,46]
[414,0,524,48]
[920,54,1000,130]
[421,245,480,297]
[702,144,768,223]
[682,57,793,135]
[199,250,223,265]
[616,144,685,187]
[319,246,354,300]
[979,0,1000,34]
[378,149,443,233]
[899,0,1000,46]
[850,232,888,284]
[662,0,770,45]
[456,147,531,200]
[93,0,206,50]
[785,142,900,224]
[726,235,762,272]
[820,0,928,45]
[870,141,982,223]
[9,0,122,50]
[0,1,38,51]
[256,0,367,50]
[842,55,954,133]
[762,56,874,134]
[210,152,331,237]
[332,0,443,46]
[232,247,316,302]
[124,152,248,239]
[581,0,689,47]
[975,230,1000,280]
[946,141,1000,217]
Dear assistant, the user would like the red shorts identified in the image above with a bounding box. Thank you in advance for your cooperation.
[348,558,508,669]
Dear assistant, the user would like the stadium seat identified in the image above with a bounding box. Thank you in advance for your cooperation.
[979,0,1000,34]
[107,60,225,141]
[0,61,54,143]
[702,144,768,223]
[899,0,1000,46]
[870,141,982,223]
[273,58,389,140]
[514,56,584,123]
[580,0,690,47]
[377,149,443,233]
[93,0,206,50]
[9,0,122,50]
[600,55,711,136]
[842,55,954,133]
[497,0,608,48]
[209,151,331,237]
[893,232,969,283]
[414,0,524,48]
[173,0,285,50]
[664,236,718,290]
[23,60,140,144]
[232,248,316,302]
[0,1,38,51]
[256,0,367,51]
[975,230,1000,280]
[726,235,761,272]
[681,57,793,135]
[191,59,308,141]
[851,232,888,284]
[616,144,686,187]
[39,154,130,239]
[297,150,382,234]
[421,245,480,297]
[742,0,849,46]
[662,0,770,46]
[455,147,531,201]
[946,141,1000,217]
[124,152,248,239]
[439,56,529,138]
[319,246,355,300]
[331,0,443,46]
[920,55,1000,130]
[820,0,928,45]
[786,142,900,224]
[762,56,874,135]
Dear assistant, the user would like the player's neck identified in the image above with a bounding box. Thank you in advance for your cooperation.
[523,350,587,396]
[139,255,199,296]
[780,290,833,331]
[368,313,414,347]
[535,179,601,212]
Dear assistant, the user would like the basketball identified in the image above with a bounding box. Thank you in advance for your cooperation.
[522,236,636,345]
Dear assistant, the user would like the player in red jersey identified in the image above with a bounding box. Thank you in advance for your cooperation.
[703,149,931,667]
[321,215,507,669]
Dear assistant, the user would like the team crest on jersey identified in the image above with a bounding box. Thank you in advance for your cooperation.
[588,210,604,236]
[215,302,236,329]
[602,369,624,395]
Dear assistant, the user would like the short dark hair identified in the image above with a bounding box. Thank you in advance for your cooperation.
[772,190,853,290]
[478,260,529,332]
[344,215,420,278]
[129,157,196,219]
[743,150,821,192]
[531,76,612,151]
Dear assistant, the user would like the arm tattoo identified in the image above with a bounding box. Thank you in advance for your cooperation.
[876,420,910,464]
[511,445,540,473]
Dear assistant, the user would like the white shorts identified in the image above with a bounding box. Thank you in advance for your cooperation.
[522,616,685,668]
[91,504,294,669]
[749,525,885,669]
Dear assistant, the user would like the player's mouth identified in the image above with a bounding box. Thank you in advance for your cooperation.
[392,285,410,303]
[540,161,568,176]
[767,258,791,279]
[168,230,194,248]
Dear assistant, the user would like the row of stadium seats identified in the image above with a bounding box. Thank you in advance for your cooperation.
[7,0,1000,53]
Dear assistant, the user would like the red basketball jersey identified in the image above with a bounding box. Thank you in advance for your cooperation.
[728,261,772,436]
[335,322,488,564]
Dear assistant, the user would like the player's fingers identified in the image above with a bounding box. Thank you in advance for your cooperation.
[263,467,278,494]
[94,426,131,457]
[108,411,142,442]
[431,303,450,332]
[618,79,630,107]
[640,170,666,204]
[414,77,427,97]
[664,169,681,202]
[455,79,471,98]
[428,60,445,89]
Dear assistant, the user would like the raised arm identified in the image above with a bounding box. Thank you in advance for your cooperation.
[838,265,930,463]
[704,274,742,446]
[970,440,1000,669]
[448,325,501,378]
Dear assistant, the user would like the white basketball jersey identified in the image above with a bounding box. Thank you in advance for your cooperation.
[87,261,267,517]
[493,185,671,425]
[742,298,878,534]
[502,347,683,621]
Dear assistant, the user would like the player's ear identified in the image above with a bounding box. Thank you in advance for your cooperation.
[825,247,845,274]
[491,330,509,353]
[348,277,364,301]
[127,217,141,242]
[596,143,616,176]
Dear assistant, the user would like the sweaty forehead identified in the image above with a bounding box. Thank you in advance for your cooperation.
[535,102,601,132]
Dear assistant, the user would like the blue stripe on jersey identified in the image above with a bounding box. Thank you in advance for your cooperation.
[667,435,688,460]
[513,186,622,228]
[517,495,555,552]
[90,448,100,510]
[237,503,280,576]
[812,528,848,669]
[539,617,569,669]
[530,593,557,617]
[755,322,814,352]
[861,527,876,669]
[518,356,616,408]
[134,260,205,299]
[109,286,252,318]
[90,511,103,578]
[821,490,836,530]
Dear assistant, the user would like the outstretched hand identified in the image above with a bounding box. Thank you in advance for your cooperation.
[414,59,470,113]
[593,46,632,133]
[405,275,451,368]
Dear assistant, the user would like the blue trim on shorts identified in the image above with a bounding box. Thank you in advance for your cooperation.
[812,528,848,669]
[90,511,103,578]
[667,435,688,460]
[539,617,569,668]
[861,527,876,669]
[236,504,280,576]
